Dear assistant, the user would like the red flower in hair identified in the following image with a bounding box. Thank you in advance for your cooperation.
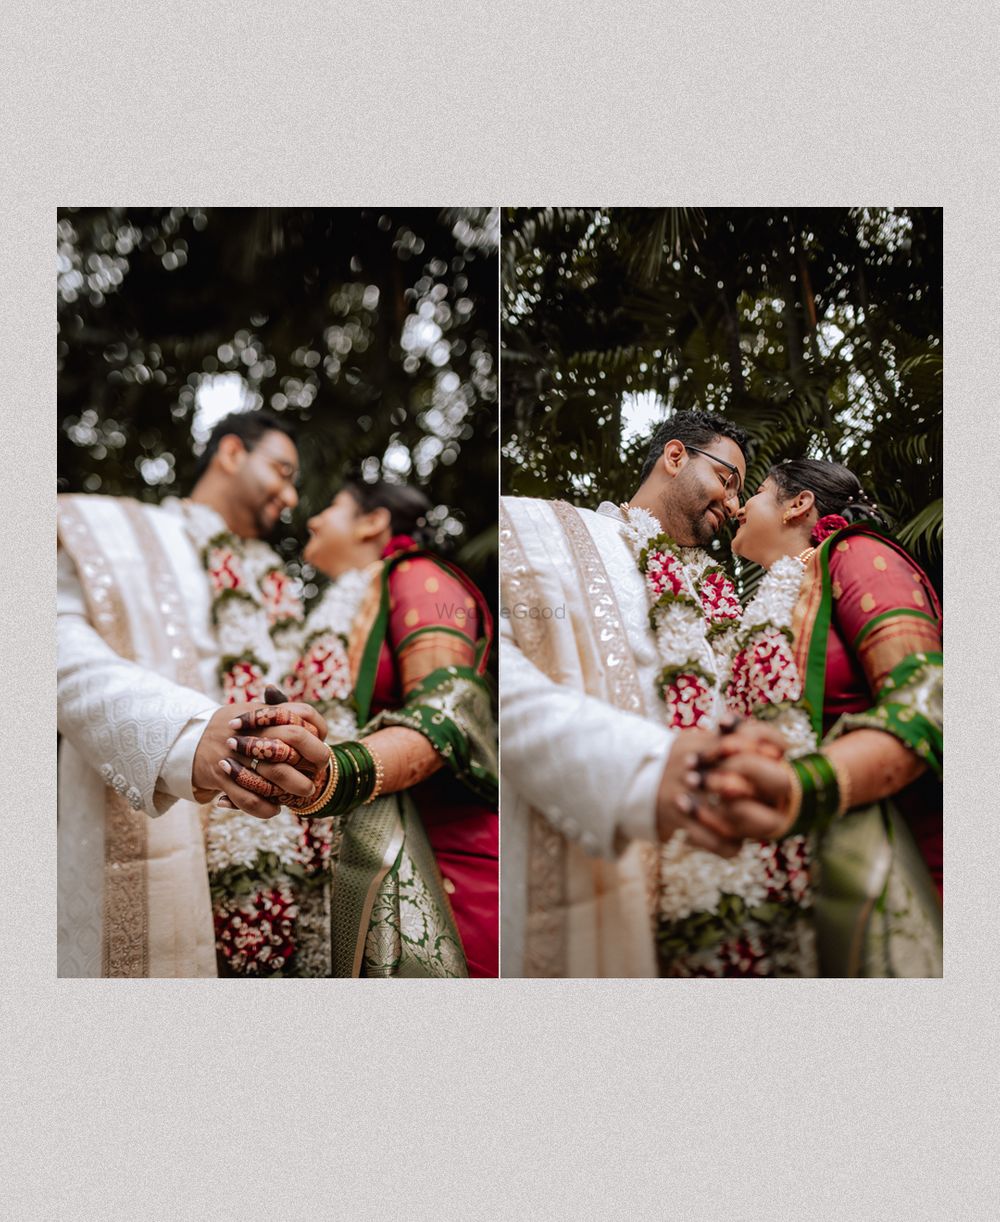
[810,514,848,545]
[382,534,417,559]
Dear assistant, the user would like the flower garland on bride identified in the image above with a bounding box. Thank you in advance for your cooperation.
[619,504,819,977]
[182,502,374,976]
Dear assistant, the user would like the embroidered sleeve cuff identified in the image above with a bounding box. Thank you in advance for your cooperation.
[155,707,216,811]
[617,729,673,845]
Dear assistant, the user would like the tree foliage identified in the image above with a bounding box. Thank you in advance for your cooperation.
[58,207,498,603]
[502,207,942,590]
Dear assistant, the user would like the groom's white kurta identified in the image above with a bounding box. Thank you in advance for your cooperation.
[500,497,678,977]
[58,495,224,977]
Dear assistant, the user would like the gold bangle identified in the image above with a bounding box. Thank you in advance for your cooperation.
[363,744,385,804]
[294,748,339,817]
[781,760,802,832]
[827,752,853,816]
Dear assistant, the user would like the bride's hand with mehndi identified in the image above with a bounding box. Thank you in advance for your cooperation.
[216,690,330,811]
[694,750,797,842]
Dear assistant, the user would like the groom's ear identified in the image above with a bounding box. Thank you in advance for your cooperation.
[215,434,247,474]
[661,440,686,477]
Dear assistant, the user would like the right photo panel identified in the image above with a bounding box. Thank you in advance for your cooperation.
[499,207,943,978]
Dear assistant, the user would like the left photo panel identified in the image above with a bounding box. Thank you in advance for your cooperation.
[57,207,499,978]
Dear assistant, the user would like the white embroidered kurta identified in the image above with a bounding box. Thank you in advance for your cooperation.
[57,495,225,977]
[500,496,680,977]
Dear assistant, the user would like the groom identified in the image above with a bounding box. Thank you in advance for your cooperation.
[57,410,328,977]
[500,409,783,977]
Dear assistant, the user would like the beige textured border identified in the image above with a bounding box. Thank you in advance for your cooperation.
[6,9,996,1216]
[499,499,569,977]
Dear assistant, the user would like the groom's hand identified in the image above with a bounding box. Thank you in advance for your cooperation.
[655,730,745,858]
[192,700,327,818]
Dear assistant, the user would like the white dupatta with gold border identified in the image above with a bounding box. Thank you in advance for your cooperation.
[500,497,679,978]
[57,495,219,977]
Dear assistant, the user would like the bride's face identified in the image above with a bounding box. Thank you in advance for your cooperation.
[731,477,788,566]
[303,490,362,577]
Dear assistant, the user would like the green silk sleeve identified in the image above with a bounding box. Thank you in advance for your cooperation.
[827,650,942,778]
[361,664,498,803]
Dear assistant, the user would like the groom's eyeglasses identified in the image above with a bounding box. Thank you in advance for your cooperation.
[684,445,743,503]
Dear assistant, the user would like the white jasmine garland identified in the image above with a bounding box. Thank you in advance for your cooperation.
[182,500,388,975]
[724,553,819,760]
[659,831,772,921]
[620,505,819,932]
[283,564,376,741]
[204,806,312,875]
[619,505,736,722]
[180,501,305,696]
[201,564,377,879]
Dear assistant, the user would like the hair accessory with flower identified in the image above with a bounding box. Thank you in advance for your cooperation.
[382,534,417,559]
[810,514,848,545]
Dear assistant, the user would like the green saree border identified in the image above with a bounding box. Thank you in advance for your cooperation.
[365,665,499,802]
[803,535,836,739]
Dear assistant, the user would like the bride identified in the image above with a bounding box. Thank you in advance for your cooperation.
[658,457,942,977]
[209,478,498,978]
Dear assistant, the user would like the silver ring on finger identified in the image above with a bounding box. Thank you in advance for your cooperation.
[249,758,260,773]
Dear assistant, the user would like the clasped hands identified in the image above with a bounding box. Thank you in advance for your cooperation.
[192,686,330,819]
[657,715,797,857]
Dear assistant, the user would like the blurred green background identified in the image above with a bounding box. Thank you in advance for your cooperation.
[502,207,942,592]
[57,206,498,607]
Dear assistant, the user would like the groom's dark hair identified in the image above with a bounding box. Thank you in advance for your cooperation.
[639,410,750,483]
[193,410,298,480]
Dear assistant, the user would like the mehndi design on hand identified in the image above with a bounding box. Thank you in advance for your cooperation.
[226,734,303,766]
[228,705,323,736]
[220,758,283,799]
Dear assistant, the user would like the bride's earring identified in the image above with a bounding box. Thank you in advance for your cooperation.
[782,511,793,524]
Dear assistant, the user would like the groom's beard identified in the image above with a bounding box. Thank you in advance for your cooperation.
[249,493,288,542]
[254,502,285,543]
[691,502,727,545]
[662,488,723,546]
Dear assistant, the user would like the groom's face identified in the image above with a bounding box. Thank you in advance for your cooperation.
[664,436,746,546]
[234,429,300,539]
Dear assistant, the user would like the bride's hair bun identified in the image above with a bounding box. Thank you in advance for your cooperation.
[769,459,892,532]
[840,489,889,529]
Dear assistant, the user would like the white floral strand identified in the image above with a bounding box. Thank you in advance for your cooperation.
[204,806,311,875]
[618,504,727,714]
[649,544,820,925]
[204,566,374,876]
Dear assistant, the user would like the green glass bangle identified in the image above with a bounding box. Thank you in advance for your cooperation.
[788,752,841,837]
[340,741,375,805]
[308,741,376,819]
[305,739,386,819]
[341,743,368,809]
[350,741,377,804]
